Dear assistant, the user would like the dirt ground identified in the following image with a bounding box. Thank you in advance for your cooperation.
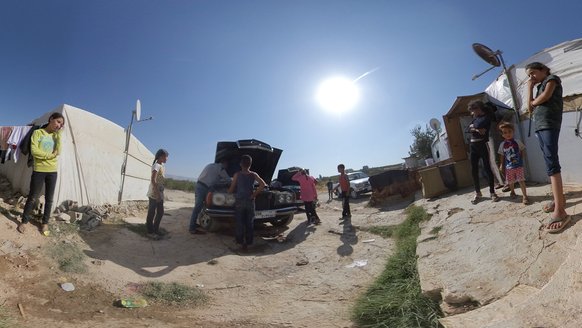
[0,188,413,328]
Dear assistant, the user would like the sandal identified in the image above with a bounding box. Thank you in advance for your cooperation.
[501,185,511,192]
[41,224,50,237]
[471,193,482,205]
[546,215,571,233]
[543,201,555,213]
[491,193,500,202]
[522,196,530,205]
[509,191,517,199]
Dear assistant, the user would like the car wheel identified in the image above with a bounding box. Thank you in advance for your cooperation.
[271,214,294,227]
[349,188,358,199]
[198,209,221,232]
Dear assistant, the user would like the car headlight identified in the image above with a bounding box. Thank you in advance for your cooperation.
[275,192,294,205]
[211,192,235,206]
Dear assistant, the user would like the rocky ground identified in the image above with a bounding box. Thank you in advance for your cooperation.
[417,182,582,328]
[0,181,411,328]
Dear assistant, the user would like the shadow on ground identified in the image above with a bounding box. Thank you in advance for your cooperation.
[80,206,316,278]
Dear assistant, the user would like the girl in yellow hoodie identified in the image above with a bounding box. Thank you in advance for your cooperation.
[18,112,64,236]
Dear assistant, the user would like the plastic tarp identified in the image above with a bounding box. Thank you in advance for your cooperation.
[485,38,582,113]
[0,104,154,206]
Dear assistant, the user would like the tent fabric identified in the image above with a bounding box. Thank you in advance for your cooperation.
[485,38,582,113]
[0,104,154,206]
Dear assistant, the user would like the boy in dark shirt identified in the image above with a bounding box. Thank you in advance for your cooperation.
[228,155,266,251]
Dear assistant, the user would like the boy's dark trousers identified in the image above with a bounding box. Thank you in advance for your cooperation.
[304,201,319,223]
[341,191,351,217]
[235,199,255,245]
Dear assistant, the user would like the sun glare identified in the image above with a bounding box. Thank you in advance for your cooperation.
[316,77,360,114]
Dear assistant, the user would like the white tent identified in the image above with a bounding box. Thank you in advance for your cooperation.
[485,38,582,113]
[484,38,582,184]
[0,104,154,206]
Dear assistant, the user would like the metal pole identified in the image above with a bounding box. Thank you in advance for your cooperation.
[118,112,134,204]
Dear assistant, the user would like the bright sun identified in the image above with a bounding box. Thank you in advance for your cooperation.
[316,76,360,114]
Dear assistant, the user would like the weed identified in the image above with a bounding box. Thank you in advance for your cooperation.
[352,205,443,328]
[362,225,398,238]
[46,241,88,273]
[430,226,442,235]
[0,304,15,328]
[49,221,80,238]
[139,281,208,305]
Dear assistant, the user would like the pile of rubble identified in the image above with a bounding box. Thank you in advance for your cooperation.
[0,175,147,231]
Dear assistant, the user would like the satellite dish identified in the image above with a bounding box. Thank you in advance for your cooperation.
[135,99,141,121]
[429,118,441,131]
[472,43,501,67]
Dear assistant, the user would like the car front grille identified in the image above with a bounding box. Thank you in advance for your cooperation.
[255,193,271,210]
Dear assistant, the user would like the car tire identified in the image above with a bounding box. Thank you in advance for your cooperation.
[271,214,294,227]
[349,188,358,199]
[198,209,221,232]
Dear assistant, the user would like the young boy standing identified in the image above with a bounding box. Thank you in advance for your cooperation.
[336,164,351,217]
[228,155,266,251]
[497,122,529,205]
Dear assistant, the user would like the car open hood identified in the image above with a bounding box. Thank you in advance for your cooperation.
[276,167,302,186]
[215,139,282,183]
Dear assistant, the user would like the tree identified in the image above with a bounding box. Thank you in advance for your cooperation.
[409,124,436,159]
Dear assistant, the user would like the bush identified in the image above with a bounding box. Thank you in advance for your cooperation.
[165,178,195,192]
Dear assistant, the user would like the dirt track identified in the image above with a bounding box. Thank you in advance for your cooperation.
[0,189,411,327]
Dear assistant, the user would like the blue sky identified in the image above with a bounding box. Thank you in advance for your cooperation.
[1,0,581,179]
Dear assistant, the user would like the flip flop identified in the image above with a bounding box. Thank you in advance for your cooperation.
[543,201,555,213]
[546,215,571,234]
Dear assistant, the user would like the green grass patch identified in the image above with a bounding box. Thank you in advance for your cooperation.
[362,225,398,239]
[352,205,443,328]
[49,221,80,238]
[46,241,88,273]
[140,281,208,305]
[429,226,442,235]
[0,304,15,328]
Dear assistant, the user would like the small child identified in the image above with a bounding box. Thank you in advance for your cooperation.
[146,149,168,239]
[497,122,529,205]
[228,154,266,251]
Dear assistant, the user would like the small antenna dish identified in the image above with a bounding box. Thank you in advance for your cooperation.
[472,43,501,67]
[135,99,141,121]
[429,118,441,131]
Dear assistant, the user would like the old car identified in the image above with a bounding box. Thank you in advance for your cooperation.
[197,139,298,232]
[333,171,373,199]
[272,167,306,208]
